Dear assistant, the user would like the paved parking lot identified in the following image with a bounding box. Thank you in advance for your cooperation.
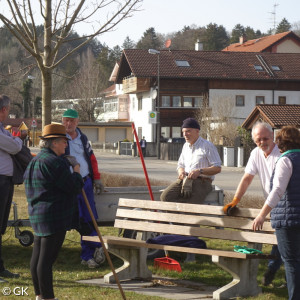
[94,151,264,197]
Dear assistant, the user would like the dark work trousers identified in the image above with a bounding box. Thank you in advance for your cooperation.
[160,177,212,204]
[78,177,100,261]
[141,147,146,157]
[30,231,66,299]
[0,175,14,272]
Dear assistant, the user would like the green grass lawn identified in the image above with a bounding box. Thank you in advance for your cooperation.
[1,185,288,299]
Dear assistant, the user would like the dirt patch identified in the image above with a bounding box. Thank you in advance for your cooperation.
[101,172,171,187]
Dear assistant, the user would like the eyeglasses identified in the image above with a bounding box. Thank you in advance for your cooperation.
[254,137,270,144]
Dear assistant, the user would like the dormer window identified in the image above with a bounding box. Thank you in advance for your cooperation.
[271,65,281,71]
[254,65,263,71]
[175,60,190,67]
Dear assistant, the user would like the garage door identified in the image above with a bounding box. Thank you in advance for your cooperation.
[105,128,126,143]
[79,128,98,142]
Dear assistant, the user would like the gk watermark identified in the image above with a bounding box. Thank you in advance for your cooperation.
[2,287,29,296]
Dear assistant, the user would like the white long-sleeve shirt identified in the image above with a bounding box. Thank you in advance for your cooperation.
[266,156,292,208]
[0,122,23,176]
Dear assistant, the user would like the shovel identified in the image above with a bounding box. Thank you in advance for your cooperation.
[131,122,182,273]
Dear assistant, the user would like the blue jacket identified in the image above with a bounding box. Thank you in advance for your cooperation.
[270,151,300,229]
[65,128,95,181]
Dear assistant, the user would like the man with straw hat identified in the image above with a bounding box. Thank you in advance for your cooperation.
[24,123,83,300]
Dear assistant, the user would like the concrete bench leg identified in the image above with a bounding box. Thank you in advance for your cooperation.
[212,255,262,300]
[103,243,152,283]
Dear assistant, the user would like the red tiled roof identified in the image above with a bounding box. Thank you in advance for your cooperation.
[242,105,300,129]
[101,84,116,97]
[116,49,300,83]
[222,31,300,52]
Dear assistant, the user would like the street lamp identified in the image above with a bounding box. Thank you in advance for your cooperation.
[148,48,160,159]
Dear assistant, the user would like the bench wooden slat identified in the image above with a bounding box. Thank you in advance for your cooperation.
[114,219,277,245]
[118,198,270,220]
[116,208,274,232]
[83,235,274,260]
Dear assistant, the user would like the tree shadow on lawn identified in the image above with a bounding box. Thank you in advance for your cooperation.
[148,252,288,299]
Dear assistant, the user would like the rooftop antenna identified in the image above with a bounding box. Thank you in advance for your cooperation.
[269,3,279,34]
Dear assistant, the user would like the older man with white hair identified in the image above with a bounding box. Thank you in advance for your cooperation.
[223,121,284,287]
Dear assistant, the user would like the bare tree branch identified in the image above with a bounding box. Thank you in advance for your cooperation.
[0,0,142,126]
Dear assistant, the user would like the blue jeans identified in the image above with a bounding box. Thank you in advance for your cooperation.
[78,177,100,261]
[276,227,300,300]
[268,245,283,272]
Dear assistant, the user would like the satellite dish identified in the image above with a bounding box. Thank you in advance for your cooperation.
[165,39,171,48]
[151,89,158,100]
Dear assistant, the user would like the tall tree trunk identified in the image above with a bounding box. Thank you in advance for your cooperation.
[41,70,52,127]
[41,0,53,127]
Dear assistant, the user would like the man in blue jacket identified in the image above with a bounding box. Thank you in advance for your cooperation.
[62,109,105,268]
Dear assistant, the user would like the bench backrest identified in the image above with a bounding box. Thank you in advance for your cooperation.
[115,198,277,245]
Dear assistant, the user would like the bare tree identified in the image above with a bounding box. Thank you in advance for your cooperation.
[64,49,106,121]
[0,0,141,127]
[196,95,239,146]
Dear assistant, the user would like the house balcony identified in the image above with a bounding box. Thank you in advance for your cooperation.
[122,76,150,94]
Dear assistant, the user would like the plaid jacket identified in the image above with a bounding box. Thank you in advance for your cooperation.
[24,148,83,236]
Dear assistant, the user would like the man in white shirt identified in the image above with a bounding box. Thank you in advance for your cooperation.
[160,118,222,204]
[223,121,283,287]
[0,95,23,280]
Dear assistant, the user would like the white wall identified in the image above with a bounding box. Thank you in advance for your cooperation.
[129,92,155,142]
[277,40,300,53]
[209,89,300,125]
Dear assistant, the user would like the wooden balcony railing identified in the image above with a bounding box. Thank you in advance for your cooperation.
[122,76,150,94]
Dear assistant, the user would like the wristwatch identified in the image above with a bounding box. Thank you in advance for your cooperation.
[199,169,203,175]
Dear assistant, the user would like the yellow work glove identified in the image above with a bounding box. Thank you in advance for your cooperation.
[223,197,240,215]
[181,177,193,199]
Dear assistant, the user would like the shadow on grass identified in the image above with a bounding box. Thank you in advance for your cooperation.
[147,251,288,300]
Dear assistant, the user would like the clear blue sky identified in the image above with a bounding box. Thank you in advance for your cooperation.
[1,0,299,48]
[85,0,300,48]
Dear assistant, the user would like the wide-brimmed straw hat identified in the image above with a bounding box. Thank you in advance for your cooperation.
[39,124,69,140]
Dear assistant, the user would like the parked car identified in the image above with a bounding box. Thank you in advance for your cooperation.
[167,137,185,143]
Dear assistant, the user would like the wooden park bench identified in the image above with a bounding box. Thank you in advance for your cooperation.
[83,198,277,300]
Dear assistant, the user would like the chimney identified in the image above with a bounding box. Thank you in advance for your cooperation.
[239,34,247,44]
[195,39,203,51]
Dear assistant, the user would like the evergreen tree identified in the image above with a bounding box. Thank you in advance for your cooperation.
[122,36,136,49]
[136,27,162,50]
[244,26,258,40]
[19,78,32,118]
[230,24,245,43]
[203,23,229,51]
[276,18,292,33]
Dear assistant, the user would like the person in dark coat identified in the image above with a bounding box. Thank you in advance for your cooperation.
[140,136,147,157]
[24,124,83,300]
